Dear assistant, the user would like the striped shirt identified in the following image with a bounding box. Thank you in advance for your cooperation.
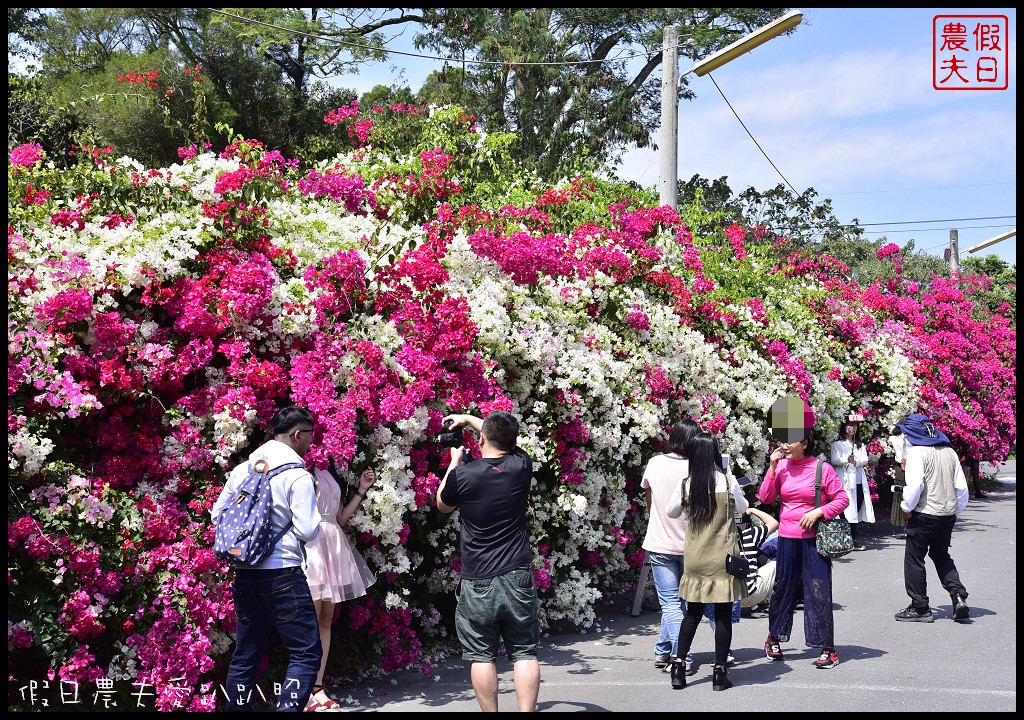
[738,522,770,595]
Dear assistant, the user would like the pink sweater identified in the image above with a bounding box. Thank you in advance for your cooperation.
[759,456,849,539]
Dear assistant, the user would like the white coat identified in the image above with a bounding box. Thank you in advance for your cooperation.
[830,439,876,524]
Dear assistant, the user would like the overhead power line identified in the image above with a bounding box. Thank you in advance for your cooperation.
[858,223,1016,235]
[206,7,1012,228]
[706,73,799,196]
[842,215,1015,228]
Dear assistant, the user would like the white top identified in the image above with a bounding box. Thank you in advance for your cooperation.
[641,454,690,554]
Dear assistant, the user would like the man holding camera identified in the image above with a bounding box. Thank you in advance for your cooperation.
[435,410,540,712]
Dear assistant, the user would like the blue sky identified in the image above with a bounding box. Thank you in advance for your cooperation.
[343,8,1016,266]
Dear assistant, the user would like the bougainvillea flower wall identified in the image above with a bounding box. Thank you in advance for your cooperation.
[8,102,1014,710]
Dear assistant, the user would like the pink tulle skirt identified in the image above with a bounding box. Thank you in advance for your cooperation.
[304,520,376,603]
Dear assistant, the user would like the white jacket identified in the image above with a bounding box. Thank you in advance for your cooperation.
[830,440,876,524]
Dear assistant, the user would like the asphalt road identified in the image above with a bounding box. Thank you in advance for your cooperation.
[324,461,1016,712]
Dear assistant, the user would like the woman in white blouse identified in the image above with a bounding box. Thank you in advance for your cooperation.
[830,420,875,550]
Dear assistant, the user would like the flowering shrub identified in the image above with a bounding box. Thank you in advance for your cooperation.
[7,99,1015,710]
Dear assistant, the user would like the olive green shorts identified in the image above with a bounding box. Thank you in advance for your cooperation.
[455,567,540,663]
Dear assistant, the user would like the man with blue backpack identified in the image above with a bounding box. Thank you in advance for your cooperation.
[212,406,322,712]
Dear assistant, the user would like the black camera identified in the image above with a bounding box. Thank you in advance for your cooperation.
[437,420,464,449]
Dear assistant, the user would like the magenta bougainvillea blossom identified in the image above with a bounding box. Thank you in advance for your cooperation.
[7,101,1014,712]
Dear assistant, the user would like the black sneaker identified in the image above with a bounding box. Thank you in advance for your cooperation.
[764,633,784,661]
[894,605,934,623]
[951,595,970,620]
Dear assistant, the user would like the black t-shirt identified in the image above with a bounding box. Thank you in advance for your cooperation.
[439,447,534,580]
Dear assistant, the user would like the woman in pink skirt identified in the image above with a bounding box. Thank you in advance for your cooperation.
[303,464,377,711]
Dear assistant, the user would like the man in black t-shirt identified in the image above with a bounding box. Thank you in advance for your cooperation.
[436,410,539,712]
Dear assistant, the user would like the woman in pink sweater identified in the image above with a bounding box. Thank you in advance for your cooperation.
[758,429,849,670]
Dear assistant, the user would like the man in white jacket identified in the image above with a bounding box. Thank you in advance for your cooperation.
[212,406,322,711]
[892,414,970,624]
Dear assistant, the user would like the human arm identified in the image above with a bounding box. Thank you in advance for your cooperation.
[337,468,375,527]
[442,413,483,434]
[666,477,685,519]
[289,471,321,543]
[900,449,925,513]
[854,444,870,469]
[731,477,749,516]
[745,506,779,536]
[829,441,848,468]
[436,446,463,514]
[211,480,234,525]
[644,485,652,514]
[953,457,969,515]
[212,464,247,523]
[758,448,785,505]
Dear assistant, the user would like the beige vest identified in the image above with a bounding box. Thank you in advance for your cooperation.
[911,445,960,516]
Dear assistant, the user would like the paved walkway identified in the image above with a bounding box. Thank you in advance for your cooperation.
[323,463,1016,712]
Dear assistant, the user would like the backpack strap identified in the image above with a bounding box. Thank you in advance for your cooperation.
[261,461,308,548]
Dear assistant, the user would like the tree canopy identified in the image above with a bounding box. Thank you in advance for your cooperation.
[8,7,789,176]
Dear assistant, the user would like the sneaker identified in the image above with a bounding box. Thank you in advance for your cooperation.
[852,544,867,551]
[749,603,769,619]
[894,605,934,623]
[814,647,839,669]
[764,633,784,661]
[725,651,736,666]
[655,656,671,669]
[951,595,970,620]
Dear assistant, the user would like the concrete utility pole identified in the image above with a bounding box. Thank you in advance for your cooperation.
[949,228,960,273]
[658,25,679,210]
[656,12,802,213]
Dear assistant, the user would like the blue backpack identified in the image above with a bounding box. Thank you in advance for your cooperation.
[213,459,307,566]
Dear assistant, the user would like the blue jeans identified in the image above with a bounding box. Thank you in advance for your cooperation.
[224,567,322,712]
[648,552,686,659]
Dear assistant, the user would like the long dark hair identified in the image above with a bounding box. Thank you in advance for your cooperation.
[842,421,864,450]
[683,432,725,529]
[667,418,701,457]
